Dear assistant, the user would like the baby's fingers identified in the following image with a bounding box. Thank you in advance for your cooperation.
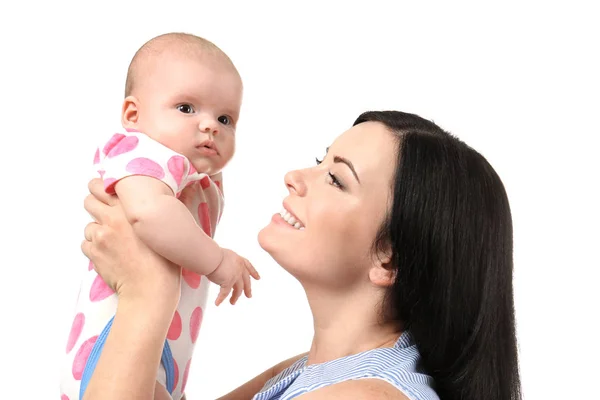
[242,269,252,299]
[230,280,243,305]
[215,285,231,306]
[245,259,260,280]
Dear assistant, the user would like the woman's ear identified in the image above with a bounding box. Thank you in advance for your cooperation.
[369,246,395,287]
[121,96,140,128]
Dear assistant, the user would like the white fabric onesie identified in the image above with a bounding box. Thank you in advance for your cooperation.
[60,130,224,400]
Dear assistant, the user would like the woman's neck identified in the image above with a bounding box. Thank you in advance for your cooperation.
[303,284,401,365]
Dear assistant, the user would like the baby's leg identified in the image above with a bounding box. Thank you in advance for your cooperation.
[61,269,119,400]
[155,380,174,400]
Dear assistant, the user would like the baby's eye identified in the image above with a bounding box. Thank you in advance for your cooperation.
[218,115,231,125]
[177,104,195,114]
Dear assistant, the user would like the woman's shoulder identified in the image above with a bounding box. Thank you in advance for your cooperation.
[291,379,410,399]
[272,352,309,376]
[256,332,439,400]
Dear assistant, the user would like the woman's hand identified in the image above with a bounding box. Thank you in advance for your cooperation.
[81,178,181,306]
[80,178,181,400]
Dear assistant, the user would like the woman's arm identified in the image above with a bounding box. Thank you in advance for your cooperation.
[217,353,308,400]
[82,297,177,400]
[81,178,182,399]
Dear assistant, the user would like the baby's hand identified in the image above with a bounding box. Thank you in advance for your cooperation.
[206,248,260,306]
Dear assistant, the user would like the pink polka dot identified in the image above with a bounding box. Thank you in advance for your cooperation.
[125,158,165,180]
[103,177,117,192]
[93,148,100,165]
[214,180,221,188]
[167,311,182,340]
[189,307,203,344]
[107,135,139,158]
[89,274,114,302]
[200,176,210,190]
[173,359,180,390]
[182,268,201,289]
[188,164,197,175]
[72,335,98,380]
[103,133,125,156]
[168,155,186,187]
[61,395,69,400]
[88,260,94,271]
[182,359,191,393]
[66,313,85,354]
[198,202,211,236]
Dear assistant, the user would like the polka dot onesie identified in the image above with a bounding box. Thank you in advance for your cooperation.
[60,130,224,400]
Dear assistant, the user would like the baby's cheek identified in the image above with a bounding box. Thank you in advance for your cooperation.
[163,135,188,154]
[221,138,236,163]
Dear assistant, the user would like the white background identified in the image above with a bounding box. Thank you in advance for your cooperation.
[0,1,598,398]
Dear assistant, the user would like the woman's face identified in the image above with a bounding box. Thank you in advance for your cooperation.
[258,121,397,289]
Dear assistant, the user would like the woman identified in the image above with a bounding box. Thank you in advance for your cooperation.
[81,111,522,400]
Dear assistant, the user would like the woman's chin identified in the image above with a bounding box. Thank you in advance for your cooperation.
[257,223,309,278]
[258,224,287,253]
[258,227,292,267]
[257,225,273,252]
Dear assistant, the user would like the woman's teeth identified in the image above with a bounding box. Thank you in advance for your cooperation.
[279,209,305,230]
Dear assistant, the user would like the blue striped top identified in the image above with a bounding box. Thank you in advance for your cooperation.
[252,332,439,400]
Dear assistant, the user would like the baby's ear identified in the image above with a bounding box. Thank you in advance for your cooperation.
[121,96,140,128]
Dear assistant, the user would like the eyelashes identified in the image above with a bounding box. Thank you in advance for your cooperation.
[176,104,234,126]
[218,115,233,126]
[328,172,342,188]
[316,156,343,189]
[178,104,194,114]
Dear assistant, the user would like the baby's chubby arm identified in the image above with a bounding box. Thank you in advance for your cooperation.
[113,175,224,276]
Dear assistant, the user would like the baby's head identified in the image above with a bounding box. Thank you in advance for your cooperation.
[122,33,242,175]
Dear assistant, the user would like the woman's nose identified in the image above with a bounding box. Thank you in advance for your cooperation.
[284,169,307,196]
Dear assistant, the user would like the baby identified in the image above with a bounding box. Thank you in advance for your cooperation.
[60,33,258,400]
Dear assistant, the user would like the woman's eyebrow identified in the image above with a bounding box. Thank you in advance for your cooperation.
[326,147,360,183]
[334,156,360,183]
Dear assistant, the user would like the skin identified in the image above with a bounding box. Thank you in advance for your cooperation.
[115,40,257,306]
[81,121,408,399]
[123,45,241,176]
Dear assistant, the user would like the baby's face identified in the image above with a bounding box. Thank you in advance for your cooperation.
[127,54,242,175]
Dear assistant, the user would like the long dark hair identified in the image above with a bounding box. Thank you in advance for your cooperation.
[354,111,521,400]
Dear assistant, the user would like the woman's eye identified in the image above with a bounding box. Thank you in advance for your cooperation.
[328,172,343,189]
[218,115,230,125]
[315,157,323,165]
[177,104,194,114]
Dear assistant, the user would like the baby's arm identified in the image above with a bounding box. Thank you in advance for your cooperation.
[114,175,223,276]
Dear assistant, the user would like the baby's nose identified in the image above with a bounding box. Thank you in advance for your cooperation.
[199,118,219,135]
